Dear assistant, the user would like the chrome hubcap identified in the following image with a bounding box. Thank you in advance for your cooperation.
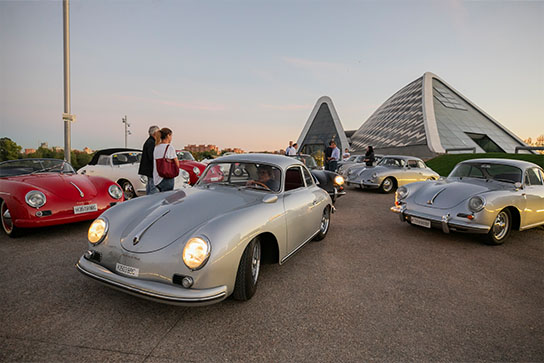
[1,203,13,233]
[123,183,135,200]
[492,211,509,240]
[383,179,392,192]
[251,242,261,283]
[320,209,330,233]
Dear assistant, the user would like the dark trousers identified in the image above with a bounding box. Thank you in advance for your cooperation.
[157,178,175,192]
[329,161,338,172]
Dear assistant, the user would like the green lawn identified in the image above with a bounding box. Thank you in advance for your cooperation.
[426,153,544,176]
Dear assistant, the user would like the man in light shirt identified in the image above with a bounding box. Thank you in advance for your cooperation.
[329,141,340,171]
[288,143,298,156]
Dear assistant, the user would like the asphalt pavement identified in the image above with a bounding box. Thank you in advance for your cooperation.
[1,187,543,362]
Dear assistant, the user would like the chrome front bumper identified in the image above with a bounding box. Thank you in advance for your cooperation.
[391,205,489,235]
[76,256,228,306]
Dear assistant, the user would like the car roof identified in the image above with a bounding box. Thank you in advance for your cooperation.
[88,148,141,165]
[459,158,541,170]
[211,153,304,169]
[381,155,423,161]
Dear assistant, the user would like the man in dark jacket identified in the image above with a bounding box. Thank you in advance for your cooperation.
[324,141,333,171]
[138,125,160,194]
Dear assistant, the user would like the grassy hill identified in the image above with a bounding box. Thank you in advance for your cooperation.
[426,153,544,176]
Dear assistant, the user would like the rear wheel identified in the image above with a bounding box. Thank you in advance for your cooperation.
[485,209,512,245]
[314,206,331,241]
[120,180,136,200]
[379,177,395,193]
[1,200,21,238]
[233,237,261,301]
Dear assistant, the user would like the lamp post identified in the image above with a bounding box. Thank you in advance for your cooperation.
[122,115,131,148]
[62,0,72,163]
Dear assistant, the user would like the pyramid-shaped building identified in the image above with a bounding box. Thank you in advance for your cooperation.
[350,72,528,157]
[297,96,351,156]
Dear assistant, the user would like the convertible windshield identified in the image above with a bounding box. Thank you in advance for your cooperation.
[177,151,195,161]
[0,159,75,177]
[295,155,318,169]
[378,157,405,167]
[449,163,522,183]
[198,162,281,192]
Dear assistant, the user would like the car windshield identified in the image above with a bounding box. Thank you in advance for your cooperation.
[177,151,195,161]
[0,159,75,177]
[296,155,318,169]
[449,162,522,183]
[377,157,405,167]
[198,162,281,192]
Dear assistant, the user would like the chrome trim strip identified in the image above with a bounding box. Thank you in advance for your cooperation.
[70,181,84,198]
[428,187,446,205]
[280,229,320,265]
[130,210,170,245]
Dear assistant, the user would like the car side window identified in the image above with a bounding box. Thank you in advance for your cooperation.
[112,154,129,165]
[407,160,418,168]
[526,168,543,186]
[302,166,314,187]
[97,155,110,166]
[285,166,305,191]
[417,160,426,169]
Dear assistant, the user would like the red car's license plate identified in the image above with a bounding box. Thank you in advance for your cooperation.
[73,204,98,214]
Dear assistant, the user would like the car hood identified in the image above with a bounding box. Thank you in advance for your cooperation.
[10,173,99,200]
[119,186,260,253]
[413,179,493,209]
[180,160,206,171]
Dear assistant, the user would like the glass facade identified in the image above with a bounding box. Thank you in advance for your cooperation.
[300,103,343,156]
[350,77,426,151]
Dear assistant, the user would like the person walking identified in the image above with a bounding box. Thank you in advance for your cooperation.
[363,145,375,166]
[138,125,160,195]
[329,141,340,172]
[153,127,180,192]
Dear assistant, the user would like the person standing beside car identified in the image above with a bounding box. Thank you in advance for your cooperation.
[329,141,340,172]
[363,145,375,166]
[138,125,160,195]
[153,128,180,192]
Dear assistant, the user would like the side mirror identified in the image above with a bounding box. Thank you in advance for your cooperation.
[514,182,523,190]
[262,195,278,204]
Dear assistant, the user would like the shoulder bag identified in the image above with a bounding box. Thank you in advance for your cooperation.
[156,144,180,179]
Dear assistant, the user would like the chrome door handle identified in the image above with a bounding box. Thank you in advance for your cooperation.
[312,200,318,205]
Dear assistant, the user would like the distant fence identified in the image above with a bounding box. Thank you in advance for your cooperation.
[515,146,544,154]
[445,147,476,154]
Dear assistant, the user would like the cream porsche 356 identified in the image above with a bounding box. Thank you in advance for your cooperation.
[76,154,333,305]
[391,158,544,245]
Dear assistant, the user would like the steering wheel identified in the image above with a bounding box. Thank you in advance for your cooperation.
[248,180,272,191]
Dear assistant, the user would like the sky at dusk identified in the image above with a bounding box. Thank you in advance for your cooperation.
[1,0,543,152]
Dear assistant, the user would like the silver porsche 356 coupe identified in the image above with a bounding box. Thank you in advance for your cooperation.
[346,155,439,193]
[76,154,333,305]
[391,158,544,245]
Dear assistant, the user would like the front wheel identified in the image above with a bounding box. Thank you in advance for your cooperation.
[233,238,261,301]
[120,180,136,200]
[1,200,21,238]
[485,209,512,245]
[379,177,395,193]
[314,206,331,241]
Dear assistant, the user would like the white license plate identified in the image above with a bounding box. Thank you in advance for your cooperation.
[411,216,431,228]
[116,262,139,277]
[73,204,98,214]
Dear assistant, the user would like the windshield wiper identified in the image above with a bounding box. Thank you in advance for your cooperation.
[31,164,63,174]
[492,178,516,184]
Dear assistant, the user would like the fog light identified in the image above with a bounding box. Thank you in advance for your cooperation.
[182,276,194,288]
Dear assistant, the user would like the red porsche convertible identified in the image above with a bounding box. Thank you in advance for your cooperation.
[176,150,206,185]
[0,158,124,237]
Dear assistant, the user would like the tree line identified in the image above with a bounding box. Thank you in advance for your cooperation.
[0,138,92,170]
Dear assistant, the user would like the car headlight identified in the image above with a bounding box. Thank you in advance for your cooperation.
[468,196,485,213]
[139,175,147,184]
[334,175,344,185]
[25,190,46,208]
[193,166,201,175]
[183,237,211,270]
[396,186,409,200]
[181,169,190,182]
[88,217,108,245]
[108,184,123,199]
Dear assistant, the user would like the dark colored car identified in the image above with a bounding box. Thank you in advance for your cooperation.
[294,154,346,202]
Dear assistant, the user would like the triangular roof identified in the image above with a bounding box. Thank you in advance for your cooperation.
[297,96,350,151]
